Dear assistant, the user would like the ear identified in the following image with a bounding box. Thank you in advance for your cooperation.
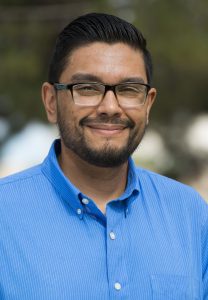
[146,87,157,125]
[41,82,57,124]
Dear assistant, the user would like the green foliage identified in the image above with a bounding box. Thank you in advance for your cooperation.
[128,0,208,120]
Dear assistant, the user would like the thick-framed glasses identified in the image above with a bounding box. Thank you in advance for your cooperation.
[53,81,151,107]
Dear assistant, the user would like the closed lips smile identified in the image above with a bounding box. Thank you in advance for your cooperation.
[86,123,127,135]
[87,123,126,130]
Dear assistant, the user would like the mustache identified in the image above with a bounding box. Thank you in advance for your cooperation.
[80,116,135,128]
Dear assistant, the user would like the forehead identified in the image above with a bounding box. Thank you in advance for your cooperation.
[60,42,147,83]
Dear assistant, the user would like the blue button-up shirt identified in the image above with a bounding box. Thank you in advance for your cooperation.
[1,140,208,299]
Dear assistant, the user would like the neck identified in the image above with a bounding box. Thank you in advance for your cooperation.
[58,141,128,213]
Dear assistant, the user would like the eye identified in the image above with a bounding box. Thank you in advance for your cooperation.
[74,84,102,96]
[118,84,145,96]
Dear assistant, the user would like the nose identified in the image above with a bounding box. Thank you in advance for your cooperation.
[96,90,123,117]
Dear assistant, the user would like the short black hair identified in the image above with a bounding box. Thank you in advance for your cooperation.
[48,13,153,85]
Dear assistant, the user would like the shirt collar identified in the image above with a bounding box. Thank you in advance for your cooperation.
[41,139,84,219]
[41,139,140,217]
[120,157,140,200]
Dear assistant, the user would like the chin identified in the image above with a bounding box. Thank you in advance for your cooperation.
[89,140,127,152]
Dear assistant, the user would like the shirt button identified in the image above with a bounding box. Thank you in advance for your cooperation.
[114,282,122,291]
[77,208,82,215]
[109,231,116,240]
[82,198,89,205]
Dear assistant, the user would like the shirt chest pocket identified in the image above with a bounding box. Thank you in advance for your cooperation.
[150,274,200,300]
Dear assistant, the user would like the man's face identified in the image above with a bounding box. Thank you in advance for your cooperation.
[43,42,156,167]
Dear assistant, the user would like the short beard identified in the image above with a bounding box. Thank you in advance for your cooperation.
[57,111,146,168]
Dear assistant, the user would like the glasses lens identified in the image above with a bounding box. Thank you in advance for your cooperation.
[116,83,147,107]
[72,83,104,106]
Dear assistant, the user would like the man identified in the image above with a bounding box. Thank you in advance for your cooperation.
[0,13,207,299]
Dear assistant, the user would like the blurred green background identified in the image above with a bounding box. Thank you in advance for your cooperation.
[0,0,208,199]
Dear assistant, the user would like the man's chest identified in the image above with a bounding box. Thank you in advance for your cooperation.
[0,204,202,299]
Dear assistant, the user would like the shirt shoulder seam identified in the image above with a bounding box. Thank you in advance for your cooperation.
[0,170,42,187]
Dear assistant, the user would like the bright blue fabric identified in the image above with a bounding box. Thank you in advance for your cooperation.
[1,139,208,299]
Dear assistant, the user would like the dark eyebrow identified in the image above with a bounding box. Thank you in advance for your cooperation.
[119,77,146,84]
[70,73,102,83]
[70,73,146,84]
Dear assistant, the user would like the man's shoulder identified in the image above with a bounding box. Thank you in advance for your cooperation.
[136,166,206,204]
[136,167,208,224]
[137,167,194,190]
[0,164,43,189]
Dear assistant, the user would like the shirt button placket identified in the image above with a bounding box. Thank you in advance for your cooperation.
[108,229,124,297]
[106,206,129,298]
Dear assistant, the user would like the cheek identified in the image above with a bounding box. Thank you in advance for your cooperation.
[127,110,147,126]
[129,112,147,137]
[61,106,91,131]
[69,106,96,126]
[59,101,75,121]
